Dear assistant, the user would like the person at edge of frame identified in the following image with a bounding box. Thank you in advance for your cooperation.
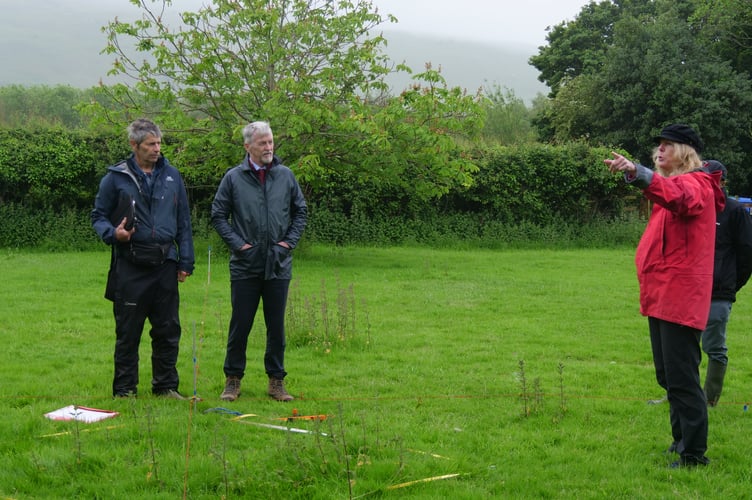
[698,160,752,406]
[605,123,725,469]
[91,118,195,400]
[211,120,307,402]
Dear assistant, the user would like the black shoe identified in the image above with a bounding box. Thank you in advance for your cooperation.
[670,455,710,468]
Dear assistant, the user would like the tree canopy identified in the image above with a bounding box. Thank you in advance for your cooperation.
[83,0,485,201]
[530,0,752,193]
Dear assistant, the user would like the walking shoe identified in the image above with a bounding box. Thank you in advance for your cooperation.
[268,377,294,402]
[155,389,187,400]
[220,376,241,402]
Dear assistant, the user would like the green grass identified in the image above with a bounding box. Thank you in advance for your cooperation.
[1,244,751,498]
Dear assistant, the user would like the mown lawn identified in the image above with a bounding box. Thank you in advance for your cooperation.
[0,244,750,498]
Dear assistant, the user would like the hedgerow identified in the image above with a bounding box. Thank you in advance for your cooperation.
[0,129,641,248]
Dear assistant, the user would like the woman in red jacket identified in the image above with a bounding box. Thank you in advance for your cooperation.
[605,124,725,468]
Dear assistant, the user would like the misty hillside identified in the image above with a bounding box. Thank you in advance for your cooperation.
[381,31,548,102]
[1,3,548,103]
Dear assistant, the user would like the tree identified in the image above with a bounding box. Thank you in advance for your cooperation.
[83,0,484,202]
[692,0,752,72]
[0,85,91,128]
[529,0,752,192]
[596,4,752,165]
[529,0,622,97]
[480,85,537,145]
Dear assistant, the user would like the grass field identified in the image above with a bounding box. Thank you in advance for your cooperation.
[1,244,751,498]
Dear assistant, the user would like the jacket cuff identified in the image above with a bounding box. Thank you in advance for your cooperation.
[626,164,653,189]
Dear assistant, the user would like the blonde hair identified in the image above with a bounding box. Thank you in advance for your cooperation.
[652,142,702,177]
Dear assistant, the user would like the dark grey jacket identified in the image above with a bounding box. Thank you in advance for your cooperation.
[211,155,307,280]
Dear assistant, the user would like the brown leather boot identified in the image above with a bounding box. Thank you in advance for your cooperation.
[268,377,293,401]
[220,376,241,402]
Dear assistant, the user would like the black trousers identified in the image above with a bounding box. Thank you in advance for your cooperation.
[648,317,708,459]
[224,278,290,380]
[111,258,181,396]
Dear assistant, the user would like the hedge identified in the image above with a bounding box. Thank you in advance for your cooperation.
[0,129,638,248]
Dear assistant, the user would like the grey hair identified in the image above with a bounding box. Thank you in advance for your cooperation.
[242,121,273,144]
[127,118,162,145]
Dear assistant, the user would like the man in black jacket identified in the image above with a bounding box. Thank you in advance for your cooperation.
[701,160,752,406]
[211,121,307,402]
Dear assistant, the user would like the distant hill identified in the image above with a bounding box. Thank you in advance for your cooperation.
[0,4,548,104]
[379,31,549,103]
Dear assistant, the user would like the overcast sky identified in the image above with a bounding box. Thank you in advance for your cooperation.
[372,0,591,47]
[1,0,592,89]
[16,0,592,47]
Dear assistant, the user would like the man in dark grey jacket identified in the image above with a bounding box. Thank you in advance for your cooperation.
[211,121,307,402]
[701,160,752,406]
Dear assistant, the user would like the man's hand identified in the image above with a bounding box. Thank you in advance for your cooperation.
[114,217,136,242]
[178,271,190,283]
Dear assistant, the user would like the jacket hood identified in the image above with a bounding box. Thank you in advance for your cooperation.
[708,170,726,214]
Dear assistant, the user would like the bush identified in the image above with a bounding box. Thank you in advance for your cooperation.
[0,127,647,249]
[0,129,127,209]
[0,202,645,250]
[0,203,100,250]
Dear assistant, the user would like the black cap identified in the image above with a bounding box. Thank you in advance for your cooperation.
[703,160,727,180]
[654,124,704,153]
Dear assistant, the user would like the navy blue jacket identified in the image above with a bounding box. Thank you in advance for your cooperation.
[91,154,195,274]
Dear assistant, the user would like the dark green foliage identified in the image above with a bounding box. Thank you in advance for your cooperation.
[693,0,752,73]
[530,0,752,193]
[0,203,99,250]
[454,143,630,224]
[0,129,127,209]
[529,0,623,97]
[0,128,645,249]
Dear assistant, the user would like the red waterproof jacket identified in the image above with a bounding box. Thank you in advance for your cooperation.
[632,168,725,330]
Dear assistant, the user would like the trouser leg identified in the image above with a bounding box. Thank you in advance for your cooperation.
[651,317,707,459]
[113,303,146,396]
[649,318,680,442]
[701,300,731,364]
[112,259,151,396]
[223,278,262,378]
[148,261,181,393]
[262,279,290,379]
[701,300,731,406]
